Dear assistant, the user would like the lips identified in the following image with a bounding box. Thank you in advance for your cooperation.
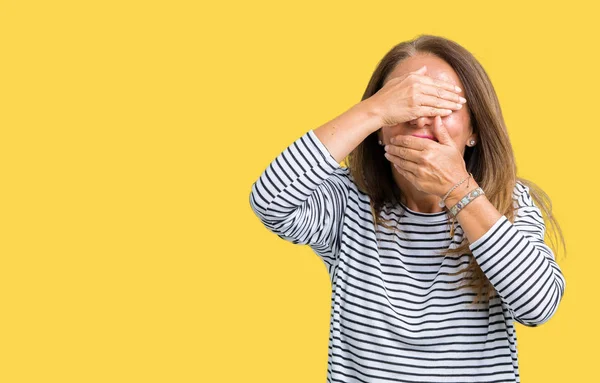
[412,134,438,142]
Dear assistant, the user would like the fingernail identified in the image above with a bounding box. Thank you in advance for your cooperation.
[384,145,389,151]
[455,86,462,92]
[459,96,467,103]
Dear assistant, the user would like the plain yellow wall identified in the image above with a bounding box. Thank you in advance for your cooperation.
[1,0,596,382]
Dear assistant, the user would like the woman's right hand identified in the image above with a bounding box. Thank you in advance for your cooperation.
[366,66,467,127]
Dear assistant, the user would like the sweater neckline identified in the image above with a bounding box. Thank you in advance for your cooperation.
[398,201,449,223]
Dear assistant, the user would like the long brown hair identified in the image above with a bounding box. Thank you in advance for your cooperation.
[345,34,566,305]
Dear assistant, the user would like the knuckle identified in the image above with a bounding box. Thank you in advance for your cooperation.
[423,152,432,163]
[410,93,419,105]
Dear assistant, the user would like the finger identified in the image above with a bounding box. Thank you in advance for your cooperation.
[390,135,430,151]
[384,144,421,163]
[432,115,454,146]
[414,105,454,118]
[415,84,466,106]
[384,66,428,88]
[394,163,418,186]
[413,94,463,112]
[402,66,428,81]
[384,152,419,175]
[409,73,462,94]
[394,163,418,181]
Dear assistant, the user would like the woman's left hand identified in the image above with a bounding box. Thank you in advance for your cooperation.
[383,115,469,198]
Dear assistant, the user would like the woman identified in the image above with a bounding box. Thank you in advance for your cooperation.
[249,34,566,382]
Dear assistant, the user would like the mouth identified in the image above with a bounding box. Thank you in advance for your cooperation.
[412,134,438,142]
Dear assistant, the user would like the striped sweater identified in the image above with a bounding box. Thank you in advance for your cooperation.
[249,129,566,383]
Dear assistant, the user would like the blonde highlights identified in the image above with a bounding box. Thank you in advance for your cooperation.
[346,34,566,305]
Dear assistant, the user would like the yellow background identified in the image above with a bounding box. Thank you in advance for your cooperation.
[1,0,596,382]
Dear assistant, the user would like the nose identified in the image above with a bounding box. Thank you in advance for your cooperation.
[409,115,434,128]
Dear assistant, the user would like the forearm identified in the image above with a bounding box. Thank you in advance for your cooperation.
[446,181,566,325]
[249,128,349,250]
[313,100,382,164]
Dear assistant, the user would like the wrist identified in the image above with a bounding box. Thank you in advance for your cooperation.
[355,99,383,131]
[444,178,480,208]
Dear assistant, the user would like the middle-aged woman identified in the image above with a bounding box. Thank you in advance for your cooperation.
[249,34,566,382]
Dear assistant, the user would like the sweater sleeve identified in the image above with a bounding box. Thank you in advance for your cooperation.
[249,129,352,271]
[468,181,566,327]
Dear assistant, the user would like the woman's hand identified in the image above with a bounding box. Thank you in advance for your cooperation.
[383,115,470,198]
[367,66,466,127]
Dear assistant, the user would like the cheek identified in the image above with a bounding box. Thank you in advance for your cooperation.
[442,114,470,146]
[442,114,463,135]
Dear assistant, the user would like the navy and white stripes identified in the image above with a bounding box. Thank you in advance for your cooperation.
[250,129,350,273]
[250,129,566,382]
[468,186,566,327]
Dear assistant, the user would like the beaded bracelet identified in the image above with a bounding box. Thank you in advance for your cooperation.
[448,187,485,217]
[439,173,472,208]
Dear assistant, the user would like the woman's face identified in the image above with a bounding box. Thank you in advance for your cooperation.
[377,53,476,156]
